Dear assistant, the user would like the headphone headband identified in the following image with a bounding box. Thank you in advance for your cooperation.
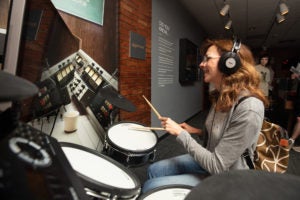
[231,39,241,53]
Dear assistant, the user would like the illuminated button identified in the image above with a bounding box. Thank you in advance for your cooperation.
[57,73,62,81]
[88,70,95,76]
[61,69,67,77]
[66,66,70,74]
[95,77,102,85]
[85,66,91,73]
[92,73,98,81]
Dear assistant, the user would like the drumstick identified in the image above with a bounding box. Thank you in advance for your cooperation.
[129,127,165,131]
[142,95,161,118]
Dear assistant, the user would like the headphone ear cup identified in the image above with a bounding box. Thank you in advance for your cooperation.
[218,52,241,75]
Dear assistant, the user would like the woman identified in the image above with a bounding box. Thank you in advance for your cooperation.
[142,39,268,193]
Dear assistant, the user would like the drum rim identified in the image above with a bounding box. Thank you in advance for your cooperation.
[106,121,158,153]
[60,142,141,197]
[138,184,193,199]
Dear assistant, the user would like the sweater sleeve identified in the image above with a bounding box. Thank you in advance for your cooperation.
[176,97,264,174]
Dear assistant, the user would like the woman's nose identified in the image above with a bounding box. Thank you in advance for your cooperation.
[199,61,205,69]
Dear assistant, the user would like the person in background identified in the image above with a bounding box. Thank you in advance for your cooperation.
[142,39,268,193]
[255,54,271,97]
[268,61,275,96]
[289,70,300,152]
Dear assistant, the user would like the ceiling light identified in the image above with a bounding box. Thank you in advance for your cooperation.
[279,2,289,15]
[276,13,285,23]
[225,20,232,29]
[220,4,230,16]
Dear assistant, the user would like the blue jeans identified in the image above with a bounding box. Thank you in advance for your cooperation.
[142,154,209,193]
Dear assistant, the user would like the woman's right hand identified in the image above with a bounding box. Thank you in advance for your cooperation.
[179,122,201,135]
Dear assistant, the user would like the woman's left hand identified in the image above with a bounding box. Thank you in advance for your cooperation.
[160,116,184,136]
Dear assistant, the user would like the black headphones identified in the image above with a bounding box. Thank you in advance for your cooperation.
[218,39,241,75]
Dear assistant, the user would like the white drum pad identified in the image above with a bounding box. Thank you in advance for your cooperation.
[62,146,136,189]
[142,187,191,200]
[108,123,157,151]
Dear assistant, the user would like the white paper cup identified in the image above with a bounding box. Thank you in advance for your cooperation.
[64,110,79,133]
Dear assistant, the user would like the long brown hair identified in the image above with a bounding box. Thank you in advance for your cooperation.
[201,39,269,111]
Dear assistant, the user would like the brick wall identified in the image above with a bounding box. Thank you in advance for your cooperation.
[119,0,152,126]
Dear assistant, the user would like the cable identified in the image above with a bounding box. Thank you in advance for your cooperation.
[96,136,102,152]
[40,118,44,132]
[49,108,60,136]
[207,76,224,148]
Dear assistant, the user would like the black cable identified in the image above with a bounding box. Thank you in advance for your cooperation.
[49,108,60,136]
[40,118,44,132]
[207,77,224,148]
[96,136,102,152]
[63,105,66,112]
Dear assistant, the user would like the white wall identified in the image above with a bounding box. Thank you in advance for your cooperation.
[151,0,206,136]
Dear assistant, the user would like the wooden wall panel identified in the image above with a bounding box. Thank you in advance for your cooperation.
[58,0,118,74]
[0,0,10,29]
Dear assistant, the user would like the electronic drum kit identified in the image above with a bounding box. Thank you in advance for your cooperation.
[0,71,175,199]
[2,71,300,199]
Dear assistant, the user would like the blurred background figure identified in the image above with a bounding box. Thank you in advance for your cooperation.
[255,53,272,97]
[288,63,300,152]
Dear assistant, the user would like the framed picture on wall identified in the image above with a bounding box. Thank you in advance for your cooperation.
[51,0,105,25]
[179,38,199,85]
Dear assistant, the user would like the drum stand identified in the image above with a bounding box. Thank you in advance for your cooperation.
[109,107,119,126]
[98,107,118,154]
